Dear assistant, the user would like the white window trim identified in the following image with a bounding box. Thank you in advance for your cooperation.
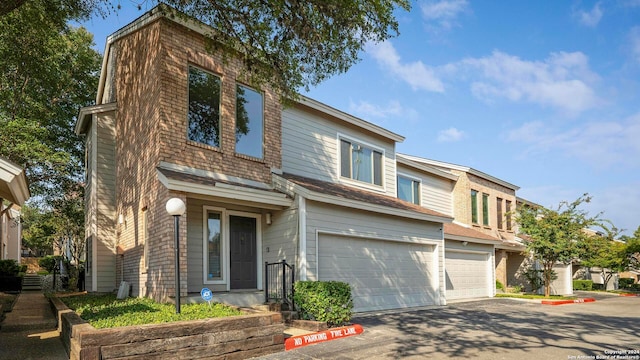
[336,133,386,192]
[202,207,263,291]
[397,172,422,205]
[203,206,227,285]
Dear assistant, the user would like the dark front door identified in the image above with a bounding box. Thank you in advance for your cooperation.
[229,215,257,289]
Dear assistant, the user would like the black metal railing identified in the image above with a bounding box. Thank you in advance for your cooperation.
[265,260,294,309]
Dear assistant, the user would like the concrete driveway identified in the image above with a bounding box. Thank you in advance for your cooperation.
[258,292,640,359]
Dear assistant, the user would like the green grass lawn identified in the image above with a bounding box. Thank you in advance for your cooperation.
[495,293,577,300]
[59,293,244,329]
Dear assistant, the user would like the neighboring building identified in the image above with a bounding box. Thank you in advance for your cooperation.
[0,157,30,261]
[76,6,452,312]
[397,155,531,293]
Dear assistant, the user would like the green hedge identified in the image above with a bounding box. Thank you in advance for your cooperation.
[293,281,353,327]
[0,259,20,276]
[573,280,593,291]
[619,278,635,289]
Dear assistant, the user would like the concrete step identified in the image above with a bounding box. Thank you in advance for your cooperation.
[21,275,42,290]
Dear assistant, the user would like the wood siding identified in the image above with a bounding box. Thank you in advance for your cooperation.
[397,164,454,216]
[95,111,117,292]
[282,106,397,197]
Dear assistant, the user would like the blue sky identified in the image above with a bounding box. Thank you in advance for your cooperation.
[79,1,640,236]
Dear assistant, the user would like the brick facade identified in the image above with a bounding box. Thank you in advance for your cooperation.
[111,17,281,302]
[450,170,517,242]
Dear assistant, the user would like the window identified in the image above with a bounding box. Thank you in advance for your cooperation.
[188,66,221,147]
[482,193,490,226]
[340,139,383,186]
[496,198,503,230]
[397,175,420,205]
[206,211,222,281]
[506,200,512,231]
[471,190,478,224]
[235,85,264,158]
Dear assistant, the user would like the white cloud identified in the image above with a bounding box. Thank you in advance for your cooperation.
[629,26,640,64]
[348,99,418,121]
[367,41,445,93]
[506,112,640,168]
[575,2,603,27]
[420,0,469,30]
[437,127,465,142]
[462,50,600,115]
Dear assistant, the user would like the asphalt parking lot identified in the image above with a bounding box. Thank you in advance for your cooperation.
[258,292,640,359]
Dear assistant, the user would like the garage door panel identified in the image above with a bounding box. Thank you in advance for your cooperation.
[319,235,436,312]
[445,251,490,300]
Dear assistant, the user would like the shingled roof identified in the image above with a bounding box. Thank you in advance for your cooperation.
[280,173,452,221]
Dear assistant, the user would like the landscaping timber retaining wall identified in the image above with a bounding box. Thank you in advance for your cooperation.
[50,297,285,360]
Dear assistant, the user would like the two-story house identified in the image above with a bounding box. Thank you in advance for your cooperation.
[397,155,535,295]
[76,6,453,312]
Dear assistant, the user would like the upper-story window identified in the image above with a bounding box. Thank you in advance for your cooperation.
[235,84,264,159]
[482,193,490,226]
[505,199,513,231]
[397,175,420,205]
[188,66,221,147]
[497,197,503,230]
[340,138,383,186]
[471,189,479,224]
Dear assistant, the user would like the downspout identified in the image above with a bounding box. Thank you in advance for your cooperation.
[298,195,307,281]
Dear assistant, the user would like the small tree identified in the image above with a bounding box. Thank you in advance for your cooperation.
[517,194,603,297]
[580,234,629,290]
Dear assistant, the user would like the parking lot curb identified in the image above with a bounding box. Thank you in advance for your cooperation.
[284,324,364,351]
[619,293,640,297]
[541,298,596,305]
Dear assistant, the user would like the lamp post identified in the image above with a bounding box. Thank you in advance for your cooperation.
[166,197,186,314]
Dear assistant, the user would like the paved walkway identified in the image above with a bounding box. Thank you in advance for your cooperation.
[0,291,68,360]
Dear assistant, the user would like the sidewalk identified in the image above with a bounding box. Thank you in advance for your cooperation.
[0,291,68,360]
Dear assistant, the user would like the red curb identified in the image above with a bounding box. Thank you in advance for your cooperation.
[285,324,364,351]
[541,298,596,305]
[619,293,640,297]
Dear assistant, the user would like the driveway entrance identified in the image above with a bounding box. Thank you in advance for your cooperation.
[260,293,640,359]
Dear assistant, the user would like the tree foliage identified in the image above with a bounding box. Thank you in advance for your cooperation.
[579,234,629,290]
[4,1,410,102]
[161,0,410,102]
[0,0,101,200]
[516,194,604,297]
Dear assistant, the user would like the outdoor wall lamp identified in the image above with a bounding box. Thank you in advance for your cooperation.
[166,197,186,314]
[266,212,272,225]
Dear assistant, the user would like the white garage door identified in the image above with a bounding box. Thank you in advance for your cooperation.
[318,234,436,312]
[445,251,490,300]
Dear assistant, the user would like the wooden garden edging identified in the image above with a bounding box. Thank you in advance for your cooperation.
[50,296,284,360]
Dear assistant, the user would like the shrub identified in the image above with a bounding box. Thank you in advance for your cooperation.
[0,259,20,276]
[38,255,62,273]
[630,283,640,291]
[293,281,353,327]
[508,285,523,293]
[573,280,593,291]
[496,280,504,290]
[619,278,635,289]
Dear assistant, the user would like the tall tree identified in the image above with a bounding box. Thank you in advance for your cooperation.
[517,194,605,297]
[0,0,101,200]
[4,0,410,102]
